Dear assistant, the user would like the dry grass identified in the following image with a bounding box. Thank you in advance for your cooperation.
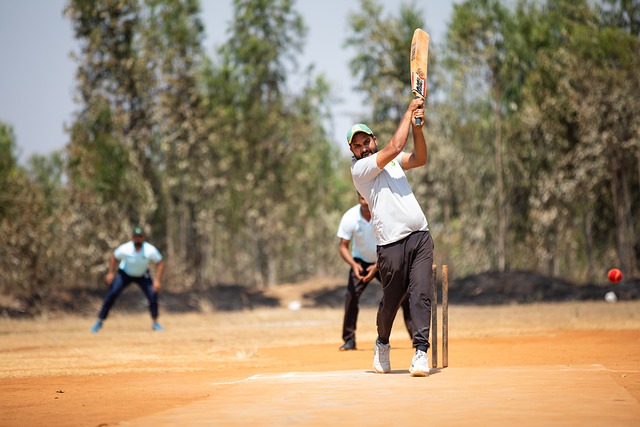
[447,300,640,337]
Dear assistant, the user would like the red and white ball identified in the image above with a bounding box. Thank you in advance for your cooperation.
[607,268,623,284]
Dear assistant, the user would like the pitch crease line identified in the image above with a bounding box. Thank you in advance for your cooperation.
[211,370,368,385]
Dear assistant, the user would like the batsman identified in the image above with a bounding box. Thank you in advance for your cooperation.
[347,28,433,377]
[347,96,432,376]
[347,28,432,377]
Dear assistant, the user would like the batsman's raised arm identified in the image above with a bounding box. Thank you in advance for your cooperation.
[401,101,427,170]
[376,97,424,170]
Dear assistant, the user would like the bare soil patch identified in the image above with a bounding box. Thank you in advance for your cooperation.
[1,300,640,426]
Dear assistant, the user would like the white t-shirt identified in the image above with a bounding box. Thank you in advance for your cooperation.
[336,204,377,263]
[351,152,428,246]
[114,241,163,277]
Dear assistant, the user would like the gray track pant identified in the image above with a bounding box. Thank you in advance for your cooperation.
[376,230,433,349]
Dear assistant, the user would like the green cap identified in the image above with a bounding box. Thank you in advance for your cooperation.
[346,123,374,145]
[133,226,144,236]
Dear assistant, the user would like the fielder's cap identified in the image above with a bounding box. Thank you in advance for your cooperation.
[346,123,374,145]
[133,226,144,236]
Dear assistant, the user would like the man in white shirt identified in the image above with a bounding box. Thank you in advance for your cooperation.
[347,97,433,376]
[337,193,412,351]
[91,226,165,333]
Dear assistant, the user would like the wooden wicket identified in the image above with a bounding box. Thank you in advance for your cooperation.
[431,264,449,369]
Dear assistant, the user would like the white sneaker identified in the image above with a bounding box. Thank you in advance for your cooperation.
[373,340,391,373]
[409,349,430,377]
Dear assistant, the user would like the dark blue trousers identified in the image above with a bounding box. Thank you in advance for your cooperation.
[97,269,158,320]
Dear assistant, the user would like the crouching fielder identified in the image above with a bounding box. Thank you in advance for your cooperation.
[91,226,164,333]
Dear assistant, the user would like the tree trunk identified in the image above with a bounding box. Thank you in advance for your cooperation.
[609,147,638,277]
[583,208,595,282]
[493,83,506,272]
[164,183,175,282]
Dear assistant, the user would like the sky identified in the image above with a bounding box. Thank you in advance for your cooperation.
[0,0,456,163]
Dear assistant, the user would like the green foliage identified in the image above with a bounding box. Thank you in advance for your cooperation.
[345,0,427,128]
[437,0,640,280]
[0,124,19,218]
[600,0,640,35]
[0,122,62,296]
[203,0,346,286]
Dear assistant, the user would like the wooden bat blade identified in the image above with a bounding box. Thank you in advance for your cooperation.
[410,28,430,100]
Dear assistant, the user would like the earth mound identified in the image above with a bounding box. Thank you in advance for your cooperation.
[2,270,638,317]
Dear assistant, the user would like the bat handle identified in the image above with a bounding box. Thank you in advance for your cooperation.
[414,96,423,126]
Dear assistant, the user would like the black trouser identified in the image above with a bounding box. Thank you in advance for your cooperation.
[376,231,433,349]
[342,258,413,343]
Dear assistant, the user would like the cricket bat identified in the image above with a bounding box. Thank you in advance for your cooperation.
[410,28,429,125]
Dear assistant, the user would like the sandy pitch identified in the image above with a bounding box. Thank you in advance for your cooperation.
[2,300,640,426]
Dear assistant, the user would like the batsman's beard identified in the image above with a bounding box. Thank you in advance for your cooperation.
[358,146,377,159]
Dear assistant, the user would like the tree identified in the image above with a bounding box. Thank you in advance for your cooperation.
[0,123,58,297]
[509,0,640,279]
[569,0,640,277]
[206,0,346,287]
[447,0,514,272]
[143,0,210,287]
[345,0,426,134]
[601,0,640,35]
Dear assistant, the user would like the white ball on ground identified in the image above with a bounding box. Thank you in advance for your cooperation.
[287,300,301,311]
[604,291,617,303]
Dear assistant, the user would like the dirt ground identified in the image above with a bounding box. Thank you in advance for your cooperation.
[1,285,640,426]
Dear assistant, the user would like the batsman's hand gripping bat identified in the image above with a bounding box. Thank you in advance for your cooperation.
[410,28,429,125]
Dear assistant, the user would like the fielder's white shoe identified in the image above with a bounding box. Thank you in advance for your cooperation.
[409,349,430,377]
[373,340,391,373]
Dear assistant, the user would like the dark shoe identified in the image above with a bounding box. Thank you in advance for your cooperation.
[339,339,356,351]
